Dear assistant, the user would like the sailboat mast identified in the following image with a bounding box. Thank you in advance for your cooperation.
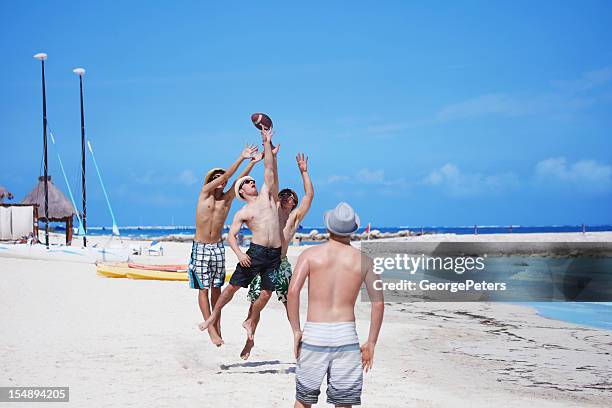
[35,53,50,248]
[78,71,87,247]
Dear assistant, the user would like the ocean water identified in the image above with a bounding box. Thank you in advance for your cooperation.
[530,302,612,331]
[58,224,612,239]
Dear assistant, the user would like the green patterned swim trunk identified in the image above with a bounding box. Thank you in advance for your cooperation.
[247,256,292,304]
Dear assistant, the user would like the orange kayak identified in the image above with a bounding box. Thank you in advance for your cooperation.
[128,262,188,272]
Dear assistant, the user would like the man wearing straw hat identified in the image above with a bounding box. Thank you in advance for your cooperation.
[287,202,384,407]
[199,128,282,346]
[191,144,261,346]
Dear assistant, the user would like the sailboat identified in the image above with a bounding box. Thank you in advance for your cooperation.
[0,54,129,264]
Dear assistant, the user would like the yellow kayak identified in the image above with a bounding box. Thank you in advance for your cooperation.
[96,264,131,278]
[127,269,188,281]
[97,263,233,282]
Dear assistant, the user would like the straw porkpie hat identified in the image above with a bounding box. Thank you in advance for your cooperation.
[235,176,255,201]
[204,168,226,184]
[324,202,360,236]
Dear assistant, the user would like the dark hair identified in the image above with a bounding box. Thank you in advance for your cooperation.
[279,188,298,209]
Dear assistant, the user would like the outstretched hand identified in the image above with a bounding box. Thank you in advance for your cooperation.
[251,151,264,163]
[272,143,280,156]
[241,144,258,160]
[260,128,274,144]
[296,153,308,172]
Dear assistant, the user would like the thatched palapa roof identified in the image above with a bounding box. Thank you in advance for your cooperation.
[21,176,76,221]
[0,185,12,202]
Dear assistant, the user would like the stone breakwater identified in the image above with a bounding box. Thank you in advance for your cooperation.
[151,229,415,243]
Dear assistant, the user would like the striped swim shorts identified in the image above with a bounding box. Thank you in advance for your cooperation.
[295,322,363,406]
[187,241,226,289]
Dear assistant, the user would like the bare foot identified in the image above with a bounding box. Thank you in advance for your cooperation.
[242,319,255,341]
[198,320,209,331]
[208,326,224,347]
[240,339,255,360]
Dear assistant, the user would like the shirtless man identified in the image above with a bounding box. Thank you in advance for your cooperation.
[287,202,384,408]
[199,128,281,346]
[190,144,261,346]
[240,153,314,359]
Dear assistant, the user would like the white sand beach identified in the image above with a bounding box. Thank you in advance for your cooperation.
[1,232,611,407]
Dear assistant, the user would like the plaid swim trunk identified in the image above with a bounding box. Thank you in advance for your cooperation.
[187,241,226,289]
[247,256,292,303]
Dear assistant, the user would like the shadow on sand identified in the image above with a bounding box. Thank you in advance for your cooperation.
[218,360,295,374]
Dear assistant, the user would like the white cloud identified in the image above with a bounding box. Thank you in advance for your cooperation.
[435,67,612,122]
[334,66,612,138]
[177,170,197,186]
[551,67,612,93]
[423,163,518,196]
[437,94,526,120]
[535,157,612,191]
[327,175,351,184]
[130,169,199,187]
[356,168,385,184]
[323,168,408,191]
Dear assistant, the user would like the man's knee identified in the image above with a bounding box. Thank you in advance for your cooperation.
[259,290,272,300]
[228,284,241,293]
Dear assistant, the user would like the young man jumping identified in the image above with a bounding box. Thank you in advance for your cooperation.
[240,152,314,359]
[190,144,261,346]
[199,128,281,346]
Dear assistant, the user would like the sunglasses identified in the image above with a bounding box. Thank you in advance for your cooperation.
[242,179,255,186]
[279,193,295,200]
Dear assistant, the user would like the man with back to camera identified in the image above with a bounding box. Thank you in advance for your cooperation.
[287,202,384,407]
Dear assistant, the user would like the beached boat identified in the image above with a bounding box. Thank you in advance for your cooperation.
[128,262,187,272]
[97,263,234,282]
[97,264,187,281]
[0,243,129,264]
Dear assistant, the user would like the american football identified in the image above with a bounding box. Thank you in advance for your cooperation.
[250,112,273,130]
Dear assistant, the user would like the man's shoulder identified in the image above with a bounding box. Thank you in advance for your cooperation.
[298,245,319,259]
[197,188,210,201]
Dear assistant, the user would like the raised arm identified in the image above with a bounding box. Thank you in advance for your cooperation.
[261,128,275,197]
[287,250,311,358]
[361,256,384,372]
[271,145,280,202]
[201,144,257,195]
[226,152,263,200]
[294,153,314,224]
[227,210,251,267]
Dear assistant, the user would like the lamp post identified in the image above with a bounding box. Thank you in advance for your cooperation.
[73,67,87,247]
[34,52,49,248]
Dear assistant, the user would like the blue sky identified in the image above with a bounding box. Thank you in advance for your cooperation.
[1,0,611,228]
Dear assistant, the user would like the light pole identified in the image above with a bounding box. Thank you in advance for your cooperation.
[73,67,87,247]
[34,52,49,248]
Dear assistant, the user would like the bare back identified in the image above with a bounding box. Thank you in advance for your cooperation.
[195,191,232,243]
[302,241,367,322]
